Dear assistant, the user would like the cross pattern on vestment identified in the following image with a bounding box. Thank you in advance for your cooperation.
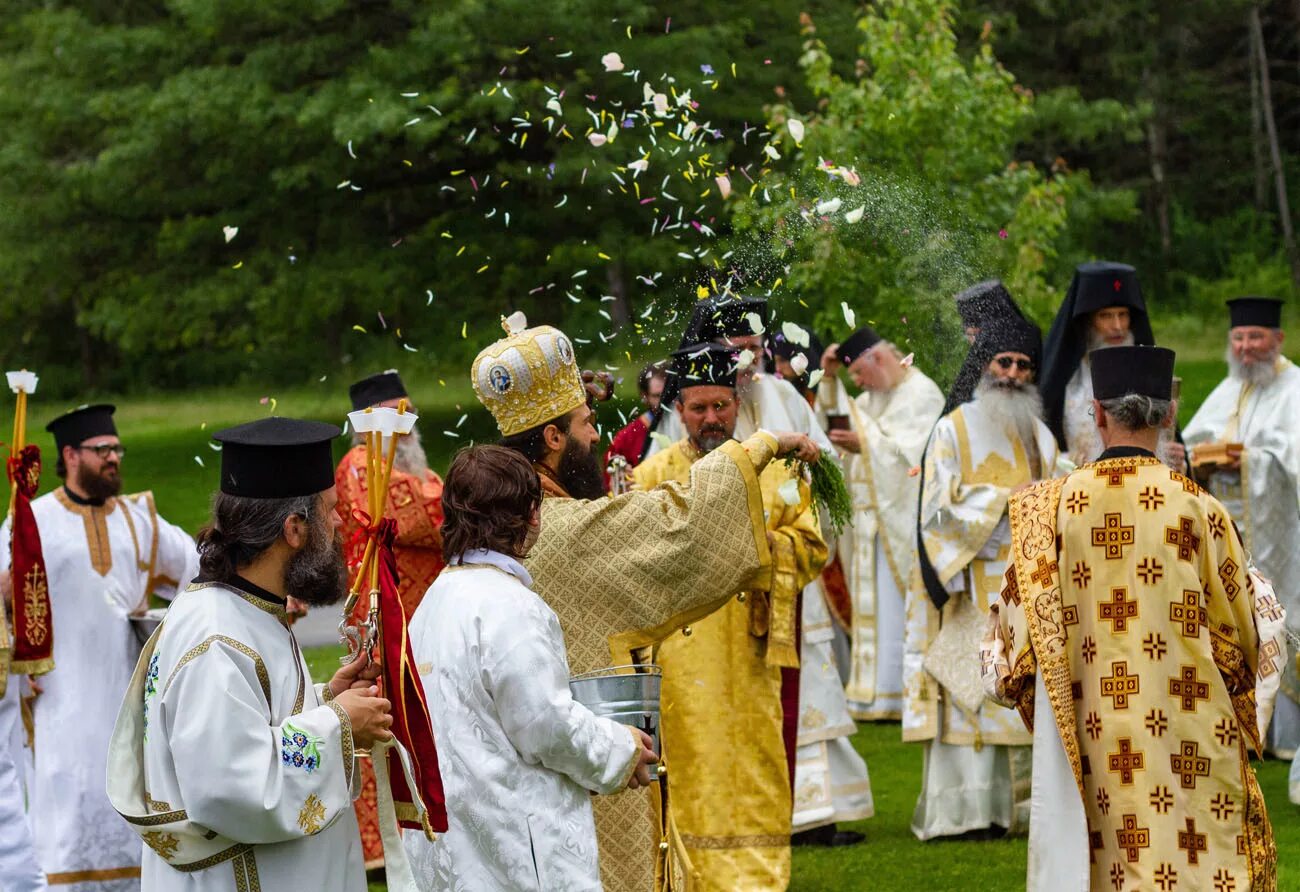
[1154,863,1178,891]
[1067,490,1091,514]
[1096,787,1111,814]
[1149,785,1174,813]
[1085,711,1103,740]
[1211,793,1237,821]
[1072,561,1092,588]
[1082,636,1098,664]
[1219,557,1241,601]
[1169,665,1211,712]
[1099,586,1138,633]
[1208,513,1226,540]
[1171,741,1212,789]
[1139,486,1165,511]
[1259,594,1284,623]
[1106,737,1145,784]
[1214,719,1239,747]
[1165,516,1202,562]
[1171,471,1200,495]
[1062,604,1080,626]
[1116,813,1151,863]
[1030,555,1058,588]
[1108,862,1124,891]
[1096,462,1138,487]
[1145,709,1169,737]
[1137,557,1164,585]
[1213,869,1238,892]
[1170,590,1206,638]
[1001,565,1021,606]
[1093,513,1135,559]
[1101,661,1140,709]
[1143,633,1168,660]
[1179,818,1208,865]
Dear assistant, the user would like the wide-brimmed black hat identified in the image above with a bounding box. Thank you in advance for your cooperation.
[349,370,408,411]
[213,417,341,498]
[46,404,117,451]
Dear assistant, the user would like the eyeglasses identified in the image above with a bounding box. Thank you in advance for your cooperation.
[78,444,126,459]
[994,356,1034,372]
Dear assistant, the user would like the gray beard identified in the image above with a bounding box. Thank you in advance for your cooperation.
[974,376,1046,476]
[351,426,430,477]
[1085,330,1136,352]
[1227,345,1280,388]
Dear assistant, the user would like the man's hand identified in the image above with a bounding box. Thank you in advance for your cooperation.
[821,344,843,374]
[829,429,861,454]
[627,728,659,789]
[329,649,383,700]
[335,685,393,750]
[773,432,821,463]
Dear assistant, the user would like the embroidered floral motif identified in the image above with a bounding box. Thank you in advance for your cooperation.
[298,794,326,834]
[281,722,322,773]
[142,830,180,860]
[142,651,160,740]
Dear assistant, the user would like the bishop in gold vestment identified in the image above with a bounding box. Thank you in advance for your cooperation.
[468,315,822,891]
[986,347,1280,892]
[634,344,828,889]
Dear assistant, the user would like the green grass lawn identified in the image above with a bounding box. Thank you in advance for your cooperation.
[304,643,1300,891]
[8,334,1294,887]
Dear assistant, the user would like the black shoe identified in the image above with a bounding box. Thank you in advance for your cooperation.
[792,825,865,847]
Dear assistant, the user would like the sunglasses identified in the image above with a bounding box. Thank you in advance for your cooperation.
[78,444,126,459]
[994,356,1034,372]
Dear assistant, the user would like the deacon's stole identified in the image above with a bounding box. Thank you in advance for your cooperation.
[998,458,1275,890]
[3,445,52,687]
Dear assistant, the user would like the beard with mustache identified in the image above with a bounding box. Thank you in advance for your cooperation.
[77,460,122,502]
[690,423,732,454]
[557,434,608,501]
[975,373,1047,477]
[354,425,431,478]
[1226,344,1281,388]
[1085,329,1136,353]
[284,512,349,607]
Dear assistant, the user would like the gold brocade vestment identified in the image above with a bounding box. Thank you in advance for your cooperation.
[634,439,827,891]
[523,433,779,892]
[993,455,1276,891]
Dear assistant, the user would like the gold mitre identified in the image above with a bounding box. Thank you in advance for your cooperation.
[472,311,585,437]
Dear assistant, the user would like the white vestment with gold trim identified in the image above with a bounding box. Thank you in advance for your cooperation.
[904,398,1056,839]
[124,581,364,892]
[0,490,197,891]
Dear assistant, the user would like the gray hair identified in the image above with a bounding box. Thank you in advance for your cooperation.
[1098,394,1172,431]
[196,491,320,581]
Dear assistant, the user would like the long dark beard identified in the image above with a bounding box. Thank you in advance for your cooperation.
[558,436,607,501]
[285,520,349,606]
[77,462,122,501]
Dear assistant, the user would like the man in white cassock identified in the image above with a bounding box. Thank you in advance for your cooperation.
[1185,296,1300,763]
[106,417,393,892]
[0,404,198,891]
[818,326,944,721]
[404,444,657,890]
[648,296,834,456]
[906,314,1057,840]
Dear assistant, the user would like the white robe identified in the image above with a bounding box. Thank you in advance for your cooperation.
[114,578,364,891]
[403,550,638,892]
[1185,357,1300,756]
[905,400,1054,839]
[649,372,835,455]
[1,678,44,892]
[791,576,873,832]
[0,489,198,891]
[819,370,944,720]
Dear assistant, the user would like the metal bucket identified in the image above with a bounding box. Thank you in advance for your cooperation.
[569,664,662,754]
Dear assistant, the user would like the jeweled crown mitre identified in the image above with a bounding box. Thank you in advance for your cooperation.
[472,312,586,437]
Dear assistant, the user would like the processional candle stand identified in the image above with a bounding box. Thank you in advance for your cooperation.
[337,401,448,890]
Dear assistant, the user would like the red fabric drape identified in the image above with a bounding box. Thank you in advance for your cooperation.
[372,520,448,833]
[7,445,51,674]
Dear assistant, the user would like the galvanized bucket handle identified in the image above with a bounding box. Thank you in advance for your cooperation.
[570,663,662,682]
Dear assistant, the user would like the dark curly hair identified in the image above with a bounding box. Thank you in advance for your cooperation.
[441,444,542,561]
[195,492,319,582]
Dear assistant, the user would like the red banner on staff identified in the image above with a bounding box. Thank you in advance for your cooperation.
[7,445,52,675]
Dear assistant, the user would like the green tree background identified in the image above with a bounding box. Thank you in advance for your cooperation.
[0,0,1295,397]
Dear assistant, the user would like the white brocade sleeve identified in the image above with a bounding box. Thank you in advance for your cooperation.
[919,419,1009,587]
[159,640,354,843]
[485,603,638,795]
